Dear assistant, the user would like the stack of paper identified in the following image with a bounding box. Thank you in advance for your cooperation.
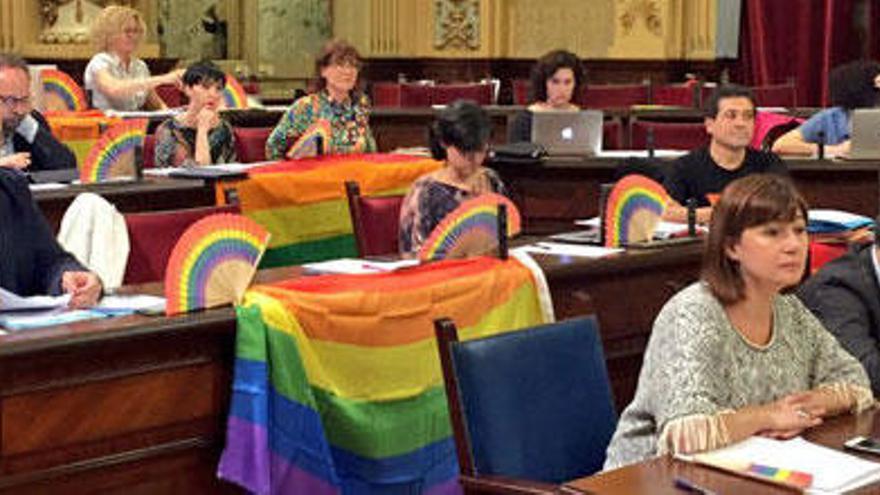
[302,258,419,275]
[679,436,880,494]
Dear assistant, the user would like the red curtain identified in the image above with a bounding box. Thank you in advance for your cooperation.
[737,0,858,106]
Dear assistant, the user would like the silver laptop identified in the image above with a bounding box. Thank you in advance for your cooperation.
[531,110,603,156]
[845,109,880,160]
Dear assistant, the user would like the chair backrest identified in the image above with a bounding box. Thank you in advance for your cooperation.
[142,133,156,169]
[371,82,402,107]
[400,83,434,107]
[603,119,624,150]
[435,316,617,483]
[751,111,803,151]
[512,79,531,105]
[233,127,272,163]
[123,204,241,284]
[433,83,494,105]
[581,82,650,108]
[651,82,699,107]
[345,180,405,257]
[630,120,709,150]
[155,83,186,107]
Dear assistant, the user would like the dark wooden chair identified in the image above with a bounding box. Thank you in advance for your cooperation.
[345,180,405,257]
[434,316,617,494]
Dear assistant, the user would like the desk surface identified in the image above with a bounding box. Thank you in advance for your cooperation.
[566,408,880,494]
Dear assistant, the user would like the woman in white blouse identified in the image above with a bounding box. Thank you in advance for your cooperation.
[84,5,183,111]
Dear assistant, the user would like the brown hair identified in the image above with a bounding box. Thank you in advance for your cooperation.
[701,174,808,305]
[90,6,146,53]
[314,39,362,92]
[0,53,29,78]
[529,49,586,104]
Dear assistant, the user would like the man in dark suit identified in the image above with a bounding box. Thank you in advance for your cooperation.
[0,53,75,172]
[799,232,880,396]
[0,168,101,306]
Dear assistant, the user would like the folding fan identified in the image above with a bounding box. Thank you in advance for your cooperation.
[165,213,271,316]
[40,69,88,111]
[603,174,670,247]
[286,120,331,159]
[418,193,521,261]
[79,119,148,183]
[221,74,249,109]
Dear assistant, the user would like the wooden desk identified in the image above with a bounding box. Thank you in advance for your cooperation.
[566,408,880,494]
[0,246,699,492]
[34,178,216,233]
[492,157,880,234]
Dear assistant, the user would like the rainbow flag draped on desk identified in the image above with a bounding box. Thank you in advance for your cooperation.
[222,154,440,267]
[218,257,550,494]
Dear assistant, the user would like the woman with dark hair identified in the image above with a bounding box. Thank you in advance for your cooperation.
[154,61,236,167]
[398,100,506,256]
[773,60,880,157]
[508,49,586,143]
[604,174,872,469]
[265,39,376,159]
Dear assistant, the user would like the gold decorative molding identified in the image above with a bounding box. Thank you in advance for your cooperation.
[618,0,662,37]
[433,0,480,51]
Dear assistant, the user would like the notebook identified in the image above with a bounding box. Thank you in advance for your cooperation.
[678,436,880,494]
[530,110,603,156]
[843,109,880,160]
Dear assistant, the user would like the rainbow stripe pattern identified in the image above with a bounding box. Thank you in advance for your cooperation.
[746,463,813,489]
[603,174,670,247]
[287,120,332,159]
[222,74,249,109]
[217,153,441,267]
[40,69,88,111]
[164,214,270,316]
[218,256,550,494]
[419,193,521,261]
[79,119,147,183]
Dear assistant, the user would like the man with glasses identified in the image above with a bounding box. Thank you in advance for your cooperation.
[0,53,75,172]
[662,84,788,224]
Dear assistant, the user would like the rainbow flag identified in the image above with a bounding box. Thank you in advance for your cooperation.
[221,154,440,267]
[218,257,550,494]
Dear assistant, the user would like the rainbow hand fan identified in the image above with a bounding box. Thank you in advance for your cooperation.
[79,119,147,183]
[164,214,270,316]
[286,120,331,159]
[221,74,249,109]
[41,69,88,111]
[418,193,521,261]
[603,174,670,247]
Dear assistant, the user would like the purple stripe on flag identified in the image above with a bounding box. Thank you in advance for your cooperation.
[270,452,340,495]
[424,476,463,495]
[218,416,271,494]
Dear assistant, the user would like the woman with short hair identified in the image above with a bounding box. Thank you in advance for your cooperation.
[604,174,873,469]
[398,100,506,256]
[85,5,183,111]
[265,39,376,159]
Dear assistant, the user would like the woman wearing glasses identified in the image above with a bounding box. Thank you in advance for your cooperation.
[85,6,183,111]
[265,39,377,160]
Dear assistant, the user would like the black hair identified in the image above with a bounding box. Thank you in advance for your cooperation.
[704,84,756,118]
[828,60,880,110]
[428,100,492,161]
[182,61,226,88]
[529,49,586,103]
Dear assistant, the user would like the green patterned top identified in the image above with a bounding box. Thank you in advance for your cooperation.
[265,90,377,159]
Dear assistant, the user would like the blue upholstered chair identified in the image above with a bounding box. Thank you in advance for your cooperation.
[434,316,617,492]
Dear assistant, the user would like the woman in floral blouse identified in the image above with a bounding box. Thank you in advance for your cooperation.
[154,61,236,167]
[265,39,376,160]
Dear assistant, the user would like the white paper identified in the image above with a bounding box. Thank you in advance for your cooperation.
[0,286,70,312]
[93,294,166,314]
[808,209,873,227]
[302,258,419,274]
[513,243,623,258]
[573,217,704,239]
[104,108,182,119]
[685,436,880,494]
[0,308,105,331]
[28,183,68,191]
[595,149,688,159]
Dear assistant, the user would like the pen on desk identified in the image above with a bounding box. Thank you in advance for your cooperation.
[674,476,718,495]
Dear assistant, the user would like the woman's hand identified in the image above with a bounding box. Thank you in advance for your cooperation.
[759,393,825,438]
[0,152,31,170]
[196,107,219,130]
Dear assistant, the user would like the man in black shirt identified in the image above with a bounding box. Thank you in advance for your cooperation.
[0,168,101,306]
[663,84,787,223]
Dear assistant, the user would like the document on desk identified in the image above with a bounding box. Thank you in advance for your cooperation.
[0,308,107,331]
[678,436,880,494]
[514,243,623,258]
[302,258,420,274]
[0,287,70,311]
[92,294,166,315]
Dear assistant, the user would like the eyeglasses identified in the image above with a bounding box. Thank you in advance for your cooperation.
[0,94,30,108]
[331,59,362,70]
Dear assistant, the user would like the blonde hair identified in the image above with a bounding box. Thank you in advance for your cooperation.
[90,6,146,52]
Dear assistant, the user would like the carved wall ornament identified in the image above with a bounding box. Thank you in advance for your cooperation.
[39,0,137,44]
[618,0,662,37]
[433,0,480,50]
